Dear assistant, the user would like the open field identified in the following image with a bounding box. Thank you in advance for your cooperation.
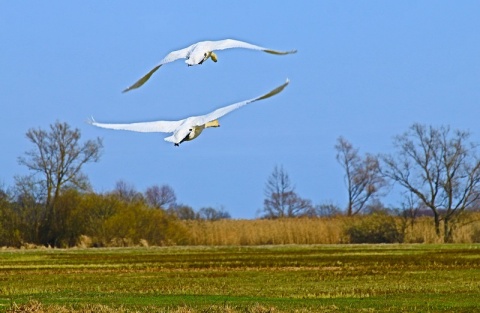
[1,245,480,312]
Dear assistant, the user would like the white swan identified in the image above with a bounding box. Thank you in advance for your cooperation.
[123,39,296,92]
[90,79,289,146]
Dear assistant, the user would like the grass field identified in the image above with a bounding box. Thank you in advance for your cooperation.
[1,245,479,312]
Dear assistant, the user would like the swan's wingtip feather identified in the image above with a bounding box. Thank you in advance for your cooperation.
[86,116,96,125]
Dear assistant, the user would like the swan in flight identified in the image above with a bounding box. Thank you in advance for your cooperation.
[122,39,296,92]
[90,79,289,146]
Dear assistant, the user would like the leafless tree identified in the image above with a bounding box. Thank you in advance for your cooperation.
[168,204,198,220]
[381,124,480,242]
[399,192,423,227]
[18,122,102,208]
[0,185,21,247]
[112,180,143,204]
[262,165,313,218]
[198,206,231,221]
[313,203,342,217]
[18,121,102,246]
[335,137,386,216]
[13,175,47,243]
[145,184,176,209]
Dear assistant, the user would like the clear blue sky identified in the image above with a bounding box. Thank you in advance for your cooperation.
[1,2,480,218]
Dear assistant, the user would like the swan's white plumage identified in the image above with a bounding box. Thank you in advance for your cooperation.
[90,79,289,146]
[123,39,296,92]
[87,119,183,133]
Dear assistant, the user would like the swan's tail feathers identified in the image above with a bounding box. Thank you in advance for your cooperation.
[164,135,179,145]
[164,135,174,142]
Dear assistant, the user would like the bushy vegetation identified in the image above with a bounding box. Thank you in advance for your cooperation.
[2,185,480,247]
[0,189,191,248]
[345,213,404,243]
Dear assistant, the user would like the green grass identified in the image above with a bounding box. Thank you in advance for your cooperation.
[1,244,480,312]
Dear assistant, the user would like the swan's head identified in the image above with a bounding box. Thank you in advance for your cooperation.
[199,51,218,65]
[210,52,218,62]
[205,119,220,128]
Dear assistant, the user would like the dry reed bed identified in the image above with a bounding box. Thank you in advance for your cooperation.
[182,214,480,245]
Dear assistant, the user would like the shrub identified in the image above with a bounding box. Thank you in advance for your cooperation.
[345,214,404,243]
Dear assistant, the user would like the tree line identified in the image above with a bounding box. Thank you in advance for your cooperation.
[1,121,480,247]
[263,124,480,243]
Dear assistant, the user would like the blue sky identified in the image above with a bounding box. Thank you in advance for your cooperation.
[1,2,480,218]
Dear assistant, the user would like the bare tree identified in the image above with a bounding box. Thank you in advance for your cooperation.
[262,165,313,218]
[399,191,422,228]
[198,206,231,221]
[168,204,198,220]
[0,186,21,247]
[313,203,342,217]
[13,175,47,243]
[335,137,386,216]
[18,121,103,246]
[112,180,144,204]
[145,184,176,209]
[381,124,480,242]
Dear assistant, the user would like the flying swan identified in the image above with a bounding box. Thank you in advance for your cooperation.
[90,79,289,146]
[122,39,296,92]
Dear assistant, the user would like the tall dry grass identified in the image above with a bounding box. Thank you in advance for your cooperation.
[183,217,349,245]
[181,213,480,245]
[403,214,480,244]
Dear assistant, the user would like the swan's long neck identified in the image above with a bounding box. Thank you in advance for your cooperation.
[205,120,220,128]
[199,51,218,65]
[176,120,220,145]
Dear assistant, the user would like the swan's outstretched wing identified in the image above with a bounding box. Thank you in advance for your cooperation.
[191,79,290,126]
[88,117,184,133]
[210,39,297,55]
[123,40,296,92]
[122,45,193,93]
[90,79,289,145]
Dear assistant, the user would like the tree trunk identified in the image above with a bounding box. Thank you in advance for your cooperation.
[347,201,353,216]
[433,211,441,238]
[443,218,454,243]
